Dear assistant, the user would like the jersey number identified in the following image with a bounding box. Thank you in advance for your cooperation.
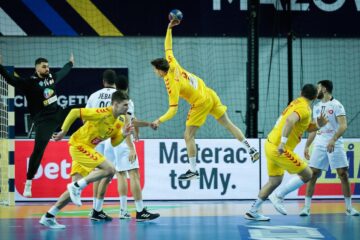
[99,101,110,107]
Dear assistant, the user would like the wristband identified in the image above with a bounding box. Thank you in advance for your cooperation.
[281,136,288,144]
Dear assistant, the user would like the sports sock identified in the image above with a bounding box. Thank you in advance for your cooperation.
[120,196,127,211]
[95,198,104,212]
[135,200,144,212]
[47,206,60,217]
[277,176,305,198]
[250,198,264,212]
[189,157,197,172]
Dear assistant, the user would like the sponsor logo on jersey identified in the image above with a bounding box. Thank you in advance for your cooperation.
[43,88,54,99]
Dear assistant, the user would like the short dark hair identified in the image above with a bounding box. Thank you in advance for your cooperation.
[151,58,170,72]
[35,57,48,66]
[116,74,129,91]
[301,84,317,100]
[111,90,129,104]
[102,69,117,85]
[317,80,333,94]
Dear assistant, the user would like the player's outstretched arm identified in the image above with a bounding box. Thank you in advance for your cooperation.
[54,52,74,84]
[55,108,81,139]
[0,54,26,88]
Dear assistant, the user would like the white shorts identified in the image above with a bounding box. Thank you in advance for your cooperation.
[102,140,139,172]
[309,144,348,171]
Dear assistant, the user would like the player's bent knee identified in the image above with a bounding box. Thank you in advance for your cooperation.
[105,167,116,177]
[337,170,349,180]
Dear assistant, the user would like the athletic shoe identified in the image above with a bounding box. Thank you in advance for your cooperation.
[249,147,260,163]
[23,182,32,198]
[136,208,160,222]
[244,210,270,221]
[90,209,113,221]
[299,206,311,216]
[39,215,66,229]
[346,207,360,216]
[269,194,287,215]
[178,170,199,181]
[119,209,131,219]
[67,183,82,207]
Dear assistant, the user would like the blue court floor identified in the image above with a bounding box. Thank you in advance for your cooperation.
[0,200,359,240]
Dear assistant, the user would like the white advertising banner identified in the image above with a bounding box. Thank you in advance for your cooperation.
[141,139,260,200]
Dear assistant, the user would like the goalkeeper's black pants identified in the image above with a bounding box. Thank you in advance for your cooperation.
[26,105,83,180]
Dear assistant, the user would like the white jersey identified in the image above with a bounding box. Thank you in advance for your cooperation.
[86,87,116,108]
[313,98,346,146]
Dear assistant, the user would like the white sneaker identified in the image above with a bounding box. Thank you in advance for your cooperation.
[269,194,287,215]
[346,207,360,216]
[67,183,82,207]
[39,215,66,229]
[119,209,131,219]
[299,206,311,216]
[244,210,270,221]
[23,182,32,198]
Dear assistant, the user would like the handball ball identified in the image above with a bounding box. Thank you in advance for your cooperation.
[169,9,183,21]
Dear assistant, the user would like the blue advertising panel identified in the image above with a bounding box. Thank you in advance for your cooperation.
[13,67,128,136]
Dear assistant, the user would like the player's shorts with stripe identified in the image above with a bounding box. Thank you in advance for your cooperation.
[309,144,348,171]
[186,88,227,127]
[69,144,106,177]
[265,140,308,176]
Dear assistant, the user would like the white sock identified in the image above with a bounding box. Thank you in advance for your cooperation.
[26,180,32,185]
[345,197,352,209]
[93,197,97,209]
[241,139,251,150]
[120,196,127,211]
[189,157,197,172]
[76,179,88,190]
[304,196,312,208]
[277,176,305,198]
[135,200,144,212]
[250,198,264,212]
[95,198,104,212]
[48,206,60,216]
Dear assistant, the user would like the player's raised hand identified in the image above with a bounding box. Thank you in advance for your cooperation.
[168,19,181,29]
[316,112,328,128]
[52,130,67,141]
[69,52,74,65]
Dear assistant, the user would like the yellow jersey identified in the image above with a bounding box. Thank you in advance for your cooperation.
[159,28,210,122]
[267,97,312,150]
[61,107,125,148]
